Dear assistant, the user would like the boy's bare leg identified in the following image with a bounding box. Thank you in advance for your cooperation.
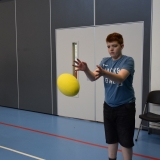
[108,143,118,159]
[121,146,132,160]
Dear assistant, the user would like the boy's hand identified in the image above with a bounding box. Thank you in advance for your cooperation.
[73,59,88,71]
[95,65,105,77]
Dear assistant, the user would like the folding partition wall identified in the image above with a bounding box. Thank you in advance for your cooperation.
[0,0,18,108]
[56,22,144,128]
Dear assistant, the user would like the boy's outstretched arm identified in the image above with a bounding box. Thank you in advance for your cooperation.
[73,59,101,81]
[96,65,130,83]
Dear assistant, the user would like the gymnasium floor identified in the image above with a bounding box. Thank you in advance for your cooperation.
[0,106,159,160]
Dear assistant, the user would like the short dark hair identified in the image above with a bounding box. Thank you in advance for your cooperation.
[106,32,123,45]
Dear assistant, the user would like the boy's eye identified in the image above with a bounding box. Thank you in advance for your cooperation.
[107,45,118,48]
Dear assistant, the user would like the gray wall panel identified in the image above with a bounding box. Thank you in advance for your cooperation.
[0,0,18,108]
[17,0,52,113]
[51,0,94,114]
[95,0,151,126]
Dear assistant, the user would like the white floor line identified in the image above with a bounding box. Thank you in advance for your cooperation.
[0,146,45,160]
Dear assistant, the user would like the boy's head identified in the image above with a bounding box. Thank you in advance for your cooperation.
[106,32,124,60]
[106,32,123,45]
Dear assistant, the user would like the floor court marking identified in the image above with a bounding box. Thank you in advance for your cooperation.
[0,122,160,160]
[0,146,45,160]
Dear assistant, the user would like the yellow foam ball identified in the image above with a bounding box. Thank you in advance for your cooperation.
[57,73,80,97]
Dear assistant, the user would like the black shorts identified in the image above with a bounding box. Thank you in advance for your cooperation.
[103,101,136,148]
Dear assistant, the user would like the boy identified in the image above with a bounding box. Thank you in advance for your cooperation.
[73,32,136,160]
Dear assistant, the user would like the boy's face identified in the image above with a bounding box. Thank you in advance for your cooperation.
[106,41,124,60]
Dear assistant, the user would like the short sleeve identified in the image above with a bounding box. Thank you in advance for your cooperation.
[122,57,134,74]
[99,57,109,69]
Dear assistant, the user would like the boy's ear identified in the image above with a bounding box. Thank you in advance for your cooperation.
[121,44,124,49]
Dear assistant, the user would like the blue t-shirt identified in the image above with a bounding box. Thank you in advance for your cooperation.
[99,55,135,107]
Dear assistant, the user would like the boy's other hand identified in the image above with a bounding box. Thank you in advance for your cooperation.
[95,65,105,77]
[72,59,88,71]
